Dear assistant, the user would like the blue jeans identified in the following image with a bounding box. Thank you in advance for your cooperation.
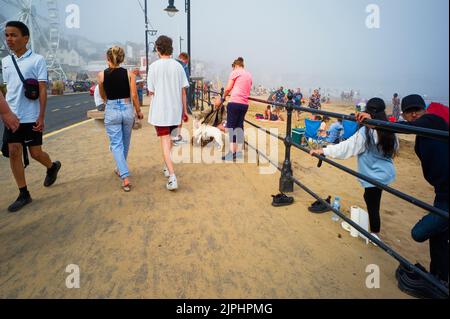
[412,196,449,282]
[104,100,135,179]
[137,89,144,106]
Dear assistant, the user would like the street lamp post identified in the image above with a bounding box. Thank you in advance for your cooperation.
[165,0,191,75]
[145,0,149,78]
[144,1,158,78]
[179,36,184,55]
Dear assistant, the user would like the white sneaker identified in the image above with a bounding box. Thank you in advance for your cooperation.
[166,175,178,191]
[370,233,381,247]
[172,136,188,146]
[163,167,170,178]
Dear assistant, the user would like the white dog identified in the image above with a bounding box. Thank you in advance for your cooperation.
[193,118,224,150]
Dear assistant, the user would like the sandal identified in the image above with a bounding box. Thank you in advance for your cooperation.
[272,193,294,207]
[341,221,352,232]
[122,183,132,192]
[122,178,132,192]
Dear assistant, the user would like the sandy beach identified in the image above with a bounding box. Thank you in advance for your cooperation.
[0,97,434,299]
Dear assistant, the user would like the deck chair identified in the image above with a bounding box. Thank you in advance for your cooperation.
[304,119,323,146]
[341,120,359,141]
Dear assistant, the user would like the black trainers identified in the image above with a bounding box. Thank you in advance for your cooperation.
[8,193,33,213]
[308,196,332,214]
[44,161,62,187]
[396,263,449,299]
[272,193,294,207]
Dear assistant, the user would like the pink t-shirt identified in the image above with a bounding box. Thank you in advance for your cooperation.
[229,68,253,105]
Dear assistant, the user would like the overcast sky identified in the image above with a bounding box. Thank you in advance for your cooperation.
[1,0,449,101]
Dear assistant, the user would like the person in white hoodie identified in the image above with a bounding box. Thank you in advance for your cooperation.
[310,98,399,242]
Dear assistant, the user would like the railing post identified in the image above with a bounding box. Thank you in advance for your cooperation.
[196,81,200,111]
[207,83,211,109]
[188,80,194,115]
[200,80,205,112]
[280,92,294,193]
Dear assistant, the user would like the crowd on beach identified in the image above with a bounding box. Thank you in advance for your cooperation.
[0,21,448,298]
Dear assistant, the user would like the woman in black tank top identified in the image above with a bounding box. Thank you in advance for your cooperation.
[97,46,144,192]
[103,68,130,100]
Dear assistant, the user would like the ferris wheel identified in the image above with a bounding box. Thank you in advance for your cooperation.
[0,0,67,80]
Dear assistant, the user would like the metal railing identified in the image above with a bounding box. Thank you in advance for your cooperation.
[193,84,449,297]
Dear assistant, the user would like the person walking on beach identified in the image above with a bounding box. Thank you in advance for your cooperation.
[215,57,253,161]
[171,52,192,147]
[0,91,19,132]
[97,46,144,192]
[311,98,399,242]
[358,95,449,288]
[2,21,62,213]
[392,93,401,121]
[134,69,145,107]
[147,36,189,191]
[293,88,303,121]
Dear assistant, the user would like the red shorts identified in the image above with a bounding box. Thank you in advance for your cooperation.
[155,126,179,137]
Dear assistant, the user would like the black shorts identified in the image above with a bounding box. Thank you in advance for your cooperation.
[4,123,43,147]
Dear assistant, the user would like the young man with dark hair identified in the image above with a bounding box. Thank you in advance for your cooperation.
[2,21,61,212]
[147,36,189,191]
[357,94,449,294]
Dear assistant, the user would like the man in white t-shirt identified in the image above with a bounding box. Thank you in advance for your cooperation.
[2,21,61,213]
[147,36,189,191]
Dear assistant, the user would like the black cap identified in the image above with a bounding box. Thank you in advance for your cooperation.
[401,94,426,113]
[366,98,386,116]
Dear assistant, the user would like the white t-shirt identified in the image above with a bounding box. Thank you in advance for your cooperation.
[147,58,189,126]
[2,50,48,123]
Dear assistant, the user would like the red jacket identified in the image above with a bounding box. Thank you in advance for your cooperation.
[427,103,449,125]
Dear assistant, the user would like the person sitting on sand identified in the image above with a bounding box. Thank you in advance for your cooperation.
[319,116,330,138]
[311,98,399,243]
[264,105,281,121]
[326,119,344,144]
[273,107,285,122]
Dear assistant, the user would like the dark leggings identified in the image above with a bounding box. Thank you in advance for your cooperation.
[364,187,383,234]
[227,103,249,144]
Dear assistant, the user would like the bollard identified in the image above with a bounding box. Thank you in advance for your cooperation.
[279,92,294,193]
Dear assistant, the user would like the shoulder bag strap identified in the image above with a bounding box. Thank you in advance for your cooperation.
[10,55,26,84]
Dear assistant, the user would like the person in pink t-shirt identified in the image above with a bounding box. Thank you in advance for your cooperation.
[215,57,253,161]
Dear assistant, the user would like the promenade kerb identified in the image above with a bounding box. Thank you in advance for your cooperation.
[193,83,449,297]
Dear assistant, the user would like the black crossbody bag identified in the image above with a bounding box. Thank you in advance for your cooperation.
[11,55,40,100]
